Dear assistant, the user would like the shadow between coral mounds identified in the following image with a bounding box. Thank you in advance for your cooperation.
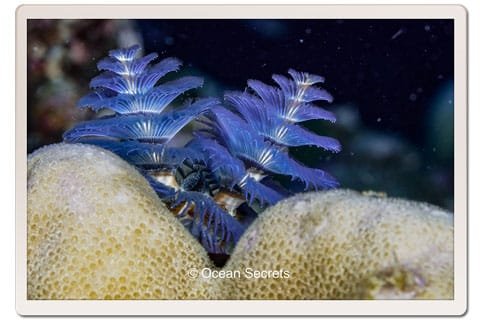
[208,253,230,268]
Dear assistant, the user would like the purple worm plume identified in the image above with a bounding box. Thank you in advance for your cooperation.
[63,45,341,255]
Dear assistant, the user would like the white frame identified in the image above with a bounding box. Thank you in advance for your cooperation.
[15,4,468,316]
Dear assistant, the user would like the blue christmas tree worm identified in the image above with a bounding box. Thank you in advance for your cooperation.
[64,45,340,254]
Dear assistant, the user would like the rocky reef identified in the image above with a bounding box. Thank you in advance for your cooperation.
[27,143,453,299]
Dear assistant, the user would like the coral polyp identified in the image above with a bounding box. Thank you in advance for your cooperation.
[63,45,340,255]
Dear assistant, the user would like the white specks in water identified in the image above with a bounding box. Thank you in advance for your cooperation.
[305,28,312,34]
[409,93,417,102]
[299,38,304,44]
[437,74,444,80]
[391,28,405,40]
[432,147,437,152]
[448,99,453,105]
[424,24,431,32]
[376,117,382,123]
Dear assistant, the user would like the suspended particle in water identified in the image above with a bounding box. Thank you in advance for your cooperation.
[391,27,406,40]
[164,36,174,46]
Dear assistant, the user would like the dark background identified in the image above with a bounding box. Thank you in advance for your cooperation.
[27,19,454,210]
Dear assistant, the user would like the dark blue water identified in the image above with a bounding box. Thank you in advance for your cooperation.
[27,19,454,210]
[137,19,454,210]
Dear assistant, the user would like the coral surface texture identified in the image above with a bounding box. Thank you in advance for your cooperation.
[27,143,453,299]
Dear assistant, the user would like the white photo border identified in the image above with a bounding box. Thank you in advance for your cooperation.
[15,4,468,316]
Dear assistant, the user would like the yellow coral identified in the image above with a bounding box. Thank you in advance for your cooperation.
[27,143,214,300]
[27,143,453,300]
[221,190,453,299]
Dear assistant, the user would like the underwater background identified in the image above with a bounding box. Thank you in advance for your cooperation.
[26,19,454,211]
